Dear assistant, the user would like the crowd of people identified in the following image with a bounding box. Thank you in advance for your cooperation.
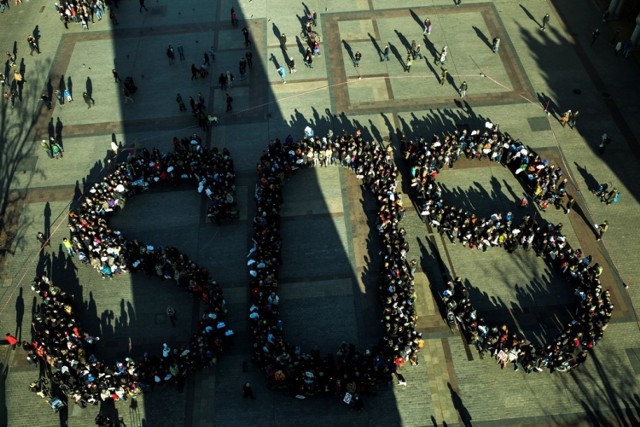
[403,124,612,373]
[26,137,238,406]
[246,129,423,402]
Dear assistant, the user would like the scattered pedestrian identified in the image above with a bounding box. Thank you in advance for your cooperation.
[569,110,580,129]
[595,220,608,241]
[225,93,233,112]
[614,41,623,56]
[440,68,448,86]
[139,0,148,13]
[623,40,633,58]
[166,306,177,327]
[27,35,40,55]
[277,66,286,83]
[280,33,287,49]
[459,80,468,98]
[560,110,571,127]
[191,64,199,80]
[82,92,95,108]
[541,13,550,31]
[492,37,500,53]
[63,88,73,102]
[246,51,253,68]
[520,196,529,208]
[62,237,74,256]
[123,86,134,104]
[305,51,313,68]
[166,45,175,64]
[288,57,296,73]
[242,27,251,47]
[231,7,238,26]
[565,196,575,214]
[591,29,600,46]
[112,69,121,83]
[383,44,390,61]
[37,231,50,247]
[599,132,611,154]
[405,54,412,72]
[243,382,256,399]
[40,93,52,109]
[423,17,432,35]
[177,44,185,61]
[354,51,362,67]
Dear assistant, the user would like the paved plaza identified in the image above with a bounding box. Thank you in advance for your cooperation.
[1,0,640,426]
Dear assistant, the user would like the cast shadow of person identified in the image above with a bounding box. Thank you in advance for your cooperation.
[519,4,541,28]
[67,75,73,98]
[472,26,492,50]
[44,202,51,242]
[342,40,355,65]
[389,43,405,69]
[56,117,64,148]
[394,29,411,54]
[448,382,473,427]
[368,33,382,60]
[86,77,93,99]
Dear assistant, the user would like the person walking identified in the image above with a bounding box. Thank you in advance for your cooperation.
[492,37,500,53]
[459,80,468,98]
[177,44,185,61]
[176,93,187,111]
[5,333,18,350]
[560,110,571,127]
[82,92,95,108]
[166,306,177,327]
[541,13,550,31]
[277,66,287,84]
[139,0,148,13]
[112,68,121,83]
[595,220,608,241]
[225,93,233,112]
[591,29,600,47]
[280,33,287,49]
[305,51,313,68]
[405,54,413,72]
[288,57,296,73]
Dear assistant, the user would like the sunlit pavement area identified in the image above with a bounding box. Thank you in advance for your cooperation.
[1,0,640,426]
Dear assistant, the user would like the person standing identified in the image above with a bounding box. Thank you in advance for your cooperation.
[123,86,134,104]
[541,13,550,31]
[243,382,255,400]
[231,7,238,26]
[225,93,233,112]
[595,220,608,241]
[139,0,148,13]
[305,50,313,68]
[245,51,253,68]
[591,29,600,47]
[37,231,49,248]
[288,57,296,73]
[423,17,432,35]
[280,33,287,49]
[354,51,362,67]
[112,68,121,83]
[569,110,580,129]
[62,238,74,256]
[440,68,448,86]
[383,44,390,61]
[5,333,18,350]
[405,54,412,72]
[242,27,251,47]
[599,132,611,154]
[166,306,177,327]
[560,110,571,127]
[177,44,185,61]
[277,66,286,84]
[166,45,175,64]
[565,195,576,214]
[492,37,500,53]
[459,80,468,98]
[175,93,187,111]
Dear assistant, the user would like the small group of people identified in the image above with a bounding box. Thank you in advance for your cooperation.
[403,124,612,373]
[246,128,423,404]
[176,92,210,130]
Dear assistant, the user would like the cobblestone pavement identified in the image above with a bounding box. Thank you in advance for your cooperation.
[1,0,640,426]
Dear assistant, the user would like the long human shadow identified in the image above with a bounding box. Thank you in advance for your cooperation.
[448,382,473,427]
[519,4,541,28]
[472,25,492,50]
